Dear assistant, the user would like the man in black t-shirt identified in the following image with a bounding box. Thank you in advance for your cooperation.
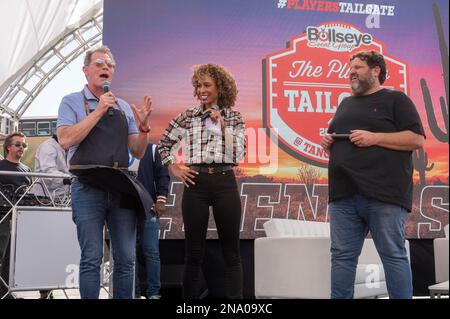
[0,132,31,299]
[321,51,425,299]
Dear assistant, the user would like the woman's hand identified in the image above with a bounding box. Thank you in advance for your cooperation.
[131,95,153,133]
[168,163,199,187]
[204,107,225,129]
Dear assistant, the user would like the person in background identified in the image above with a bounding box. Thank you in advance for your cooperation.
[0,132,31,299]
[0,132,31,189]
[33,134,69,199]
[135,142,170,299]
[33,134,69,299]
[159,64,246,299]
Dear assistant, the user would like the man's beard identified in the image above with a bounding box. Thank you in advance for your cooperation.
[14,153,23,161]
[351,74,376,96]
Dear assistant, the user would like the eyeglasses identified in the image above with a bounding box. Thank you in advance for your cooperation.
[89,58,116,68]
[13,142,28,148]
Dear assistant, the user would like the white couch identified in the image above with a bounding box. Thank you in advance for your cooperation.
[434,224,449,283]
[255,219,410,299]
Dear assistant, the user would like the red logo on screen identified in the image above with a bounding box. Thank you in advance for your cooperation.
[263,22,408,167]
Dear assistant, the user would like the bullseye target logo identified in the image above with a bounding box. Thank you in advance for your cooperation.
[263,22,408,167]
[307,23,373,52]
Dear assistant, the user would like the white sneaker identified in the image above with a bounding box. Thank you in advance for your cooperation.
[148,295,161,299]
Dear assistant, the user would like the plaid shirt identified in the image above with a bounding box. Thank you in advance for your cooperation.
[158,106,246,166]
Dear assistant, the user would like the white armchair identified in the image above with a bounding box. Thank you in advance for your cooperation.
[434,224,449,283]
[255,219,409,299]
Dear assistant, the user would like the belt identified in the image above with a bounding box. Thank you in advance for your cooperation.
[69,164,129,171]
[189,165,233,174]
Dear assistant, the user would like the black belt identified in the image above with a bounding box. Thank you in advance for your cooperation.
[189,165,233,174]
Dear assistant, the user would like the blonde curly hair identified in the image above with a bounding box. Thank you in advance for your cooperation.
[191,64,238,108]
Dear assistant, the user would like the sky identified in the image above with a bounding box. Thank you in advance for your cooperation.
[23,55,85,118]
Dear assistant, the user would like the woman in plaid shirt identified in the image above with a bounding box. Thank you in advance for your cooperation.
[159,64,246,299]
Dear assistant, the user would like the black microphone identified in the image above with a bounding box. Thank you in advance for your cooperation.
[102,80,114,116]
[200,105,220,121]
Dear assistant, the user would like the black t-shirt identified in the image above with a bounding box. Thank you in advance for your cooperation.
[327,89,425,211]
[0,159,32,189]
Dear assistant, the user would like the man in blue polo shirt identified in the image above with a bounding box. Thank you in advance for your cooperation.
[57,45,153,299]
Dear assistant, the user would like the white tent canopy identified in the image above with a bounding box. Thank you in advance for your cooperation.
[0,0,102,108]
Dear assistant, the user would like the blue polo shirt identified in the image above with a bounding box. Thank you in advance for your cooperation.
[57,85,138,162]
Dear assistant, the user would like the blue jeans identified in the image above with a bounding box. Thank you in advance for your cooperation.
[329,195,412,299]
[71,180,137,299]
[135,211,161,298]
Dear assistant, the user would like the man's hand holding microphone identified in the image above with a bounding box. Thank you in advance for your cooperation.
[94,80,116,117]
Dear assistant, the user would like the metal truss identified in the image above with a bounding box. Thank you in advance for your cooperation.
[0,9,103,124]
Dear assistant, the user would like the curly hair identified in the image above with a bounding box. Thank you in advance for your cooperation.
[191,64,238,108]
[350,50,387,85]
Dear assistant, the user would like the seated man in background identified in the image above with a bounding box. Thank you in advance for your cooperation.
[33,134,70,299]
[33,134,70,201]
[0,132,31,299]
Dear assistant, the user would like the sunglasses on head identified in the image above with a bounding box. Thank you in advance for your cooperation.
[13,142,27,148]
[89,58,116,68]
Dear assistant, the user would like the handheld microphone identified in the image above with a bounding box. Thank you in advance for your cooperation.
[200,105,220,121]
[102,80,114,116]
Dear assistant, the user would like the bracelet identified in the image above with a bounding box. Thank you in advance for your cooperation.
[139,124,151,133]
[156,199,167,203]
[139,127,150,133]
